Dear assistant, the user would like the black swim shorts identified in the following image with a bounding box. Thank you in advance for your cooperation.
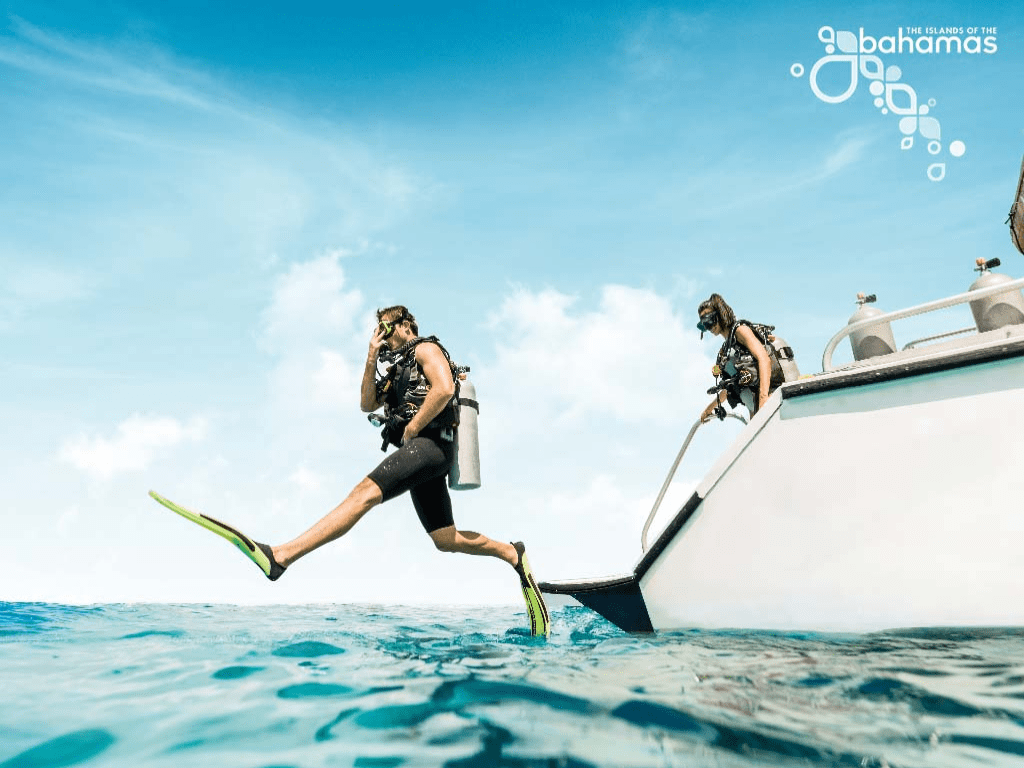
[366,432,455,533]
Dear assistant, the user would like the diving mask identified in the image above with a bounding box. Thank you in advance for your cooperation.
[378,319,396,340]
[696,311,718,334]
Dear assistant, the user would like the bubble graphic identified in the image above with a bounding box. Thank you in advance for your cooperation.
[836,30,858,53]
[919,118,941,140]
[861,56,883,80]
[796,26,958,182]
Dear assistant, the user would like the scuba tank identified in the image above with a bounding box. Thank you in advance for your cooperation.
[768,334,799,382]
[968,258,1024,333]
[448,371,481,490]
[847,293,897,361]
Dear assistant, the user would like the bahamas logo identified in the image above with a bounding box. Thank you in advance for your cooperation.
[790,26,993,182]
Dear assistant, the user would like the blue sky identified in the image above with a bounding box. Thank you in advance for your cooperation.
[3,1,1022,607]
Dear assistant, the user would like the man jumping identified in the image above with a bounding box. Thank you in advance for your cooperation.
[150,305,550,636]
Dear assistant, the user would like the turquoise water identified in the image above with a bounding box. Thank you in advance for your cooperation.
[3,603,1024,767]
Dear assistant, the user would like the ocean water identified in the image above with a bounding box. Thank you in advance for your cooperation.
[2,604,1024,768]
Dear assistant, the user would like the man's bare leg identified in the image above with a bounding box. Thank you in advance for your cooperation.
[429,526,518,566]
[431,527,550,636]
[272,477,383,568]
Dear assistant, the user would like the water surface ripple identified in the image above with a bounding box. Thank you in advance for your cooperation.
[2,602,1023,767]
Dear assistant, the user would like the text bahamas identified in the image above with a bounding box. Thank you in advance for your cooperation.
[828,27,997,55]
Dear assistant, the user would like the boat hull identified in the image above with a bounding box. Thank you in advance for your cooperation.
[541,334,1024,632]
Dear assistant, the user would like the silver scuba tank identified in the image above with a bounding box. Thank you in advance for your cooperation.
[968,257,1024,333]
[448,376,481,490]
[848,293,897,361]
[769,334,800,382]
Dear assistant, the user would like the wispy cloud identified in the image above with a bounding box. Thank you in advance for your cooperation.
[821,134,873,177]
[0,17,428,269]
[620,9,708,84]
[677,130,880,220]
[0,262,94,330]
[59,414,208,481]
[0,17,224,112]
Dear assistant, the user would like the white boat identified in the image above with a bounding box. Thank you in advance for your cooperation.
[539,157,1024,633]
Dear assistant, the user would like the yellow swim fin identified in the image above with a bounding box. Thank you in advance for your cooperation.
[512,541,550,638]
[148,490,285,581]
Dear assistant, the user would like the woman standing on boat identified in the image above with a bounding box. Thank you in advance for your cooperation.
[696,294,791,423]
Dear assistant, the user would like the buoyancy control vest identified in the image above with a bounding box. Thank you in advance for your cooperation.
[374,335,461,450]
[713,321,795,412]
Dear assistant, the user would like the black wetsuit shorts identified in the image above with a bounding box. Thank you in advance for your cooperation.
[366,431,455,533]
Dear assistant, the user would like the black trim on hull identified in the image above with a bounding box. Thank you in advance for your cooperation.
[538,492,704,633]
[635,491,702,581]
[783,337,1024,399]
[538,575,654,633]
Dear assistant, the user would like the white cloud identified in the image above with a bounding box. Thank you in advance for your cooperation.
[289,465,322,493]
[56,504,80,538]
[481,284,713,429]
[260,253,371,438]
[519,474,701,578]
[0,262,94,330]
[544,474,644,527]
[462,283,723,581]
[261,251,363,352]
[6,263,91,303]
[59,414,207,481]
[310,350,360,408]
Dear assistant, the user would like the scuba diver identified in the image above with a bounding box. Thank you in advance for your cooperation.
[150,305,550,636]
[696,294,796,423]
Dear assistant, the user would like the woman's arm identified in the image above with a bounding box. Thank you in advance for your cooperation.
[700,390,728,423]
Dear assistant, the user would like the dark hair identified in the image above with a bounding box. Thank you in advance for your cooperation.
[697,293,736,331]
[376,305,419,335]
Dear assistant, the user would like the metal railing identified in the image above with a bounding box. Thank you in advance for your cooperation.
[821,275,1024,372]
[902,327,976,350]
[640,412,747,553]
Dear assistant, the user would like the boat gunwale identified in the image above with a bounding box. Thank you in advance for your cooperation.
[784,332,1024,399]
